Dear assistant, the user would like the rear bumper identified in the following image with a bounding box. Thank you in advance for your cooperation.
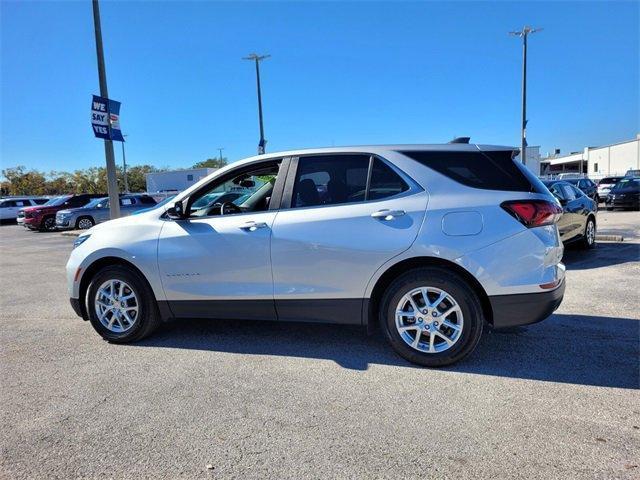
[489,279,565,329]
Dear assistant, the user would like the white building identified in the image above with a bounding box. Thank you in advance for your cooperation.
[145,168,217,193]
[514,146,542,176]
[541,135,640,179]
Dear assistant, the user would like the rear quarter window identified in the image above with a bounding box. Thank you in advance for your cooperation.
[399,150,542,193]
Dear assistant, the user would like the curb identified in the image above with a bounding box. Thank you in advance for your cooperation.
[60,231,81,237]
[595,234,624,242]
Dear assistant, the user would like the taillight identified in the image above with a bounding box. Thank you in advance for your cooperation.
[501,200,562,227]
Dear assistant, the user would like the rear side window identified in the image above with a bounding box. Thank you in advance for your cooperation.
[369,159,409,200]
[400,150,541,192]
[33,199,48,205]
[121,198,134,206]
[292,155,410,208]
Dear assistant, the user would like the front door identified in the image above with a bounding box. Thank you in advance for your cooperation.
[270,154,428,324]
[157,159,285,320]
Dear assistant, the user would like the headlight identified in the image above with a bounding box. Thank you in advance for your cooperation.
[73,234,90,248]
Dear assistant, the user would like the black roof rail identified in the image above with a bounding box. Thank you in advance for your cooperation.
[449,137,471,144]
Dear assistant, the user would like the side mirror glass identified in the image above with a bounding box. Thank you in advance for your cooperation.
[166,201,185,220]
[239,179,255,188]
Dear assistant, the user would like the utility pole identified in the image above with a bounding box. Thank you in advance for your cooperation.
[121,134,129,192]
[92,0,120,218]
[510,26,542,166]
[218,147,224,163]
[243,53,270,155]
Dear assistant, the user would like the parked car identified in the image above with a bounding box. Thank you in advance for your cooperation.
[596,176,624,201]
[66,143,566,367]
[132,195,176,215]
[605,177,640,210]
[625,169,640,178]
[561,178,598,202]
[23,194,105,231]
[542,180,597,248]
[17,196,64,226]
[56,194,157,230]
[0,197,48,222]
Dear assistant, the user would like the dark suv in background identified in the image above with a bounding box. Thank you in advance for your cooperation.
[22,194,105,231]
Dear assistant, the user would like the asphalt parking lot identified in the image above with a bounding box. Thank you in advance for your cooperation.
[1,211,638,479]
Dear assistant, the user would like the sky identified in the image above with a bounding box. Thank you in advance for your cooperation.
[1,1,638,173]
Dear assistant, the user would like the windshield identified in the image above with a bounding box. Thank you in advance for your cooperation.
[84,197,108,208]
[612,178,640,190]
[45,195,72,207]
[600,177,620,184]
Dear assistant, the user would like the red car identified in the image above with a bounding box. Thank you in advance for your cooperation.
[22,194,105,231]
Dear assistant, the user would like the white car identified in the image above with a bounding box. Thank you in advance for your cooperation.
[596,176,623,202]
[66,143,565,367]
[0,197,48,222]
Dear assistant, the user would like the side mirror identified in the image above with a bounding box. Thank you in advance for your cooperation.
[166,201,185,220]
[240,179,255,188]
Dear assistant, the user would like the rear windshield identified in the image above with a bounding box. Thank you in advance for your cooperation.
[600,177,621,184]
[399,149,545,193]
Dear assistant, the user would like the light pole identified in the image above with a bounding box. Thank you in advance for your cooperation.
[510,26,542,166]
[91,0,120,218]
[243,53,270,155]
[121,134,129,192]
[218,147,224,163]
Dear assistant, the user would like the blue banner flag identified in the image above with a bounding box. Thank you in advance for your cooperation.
[91,95,124,142]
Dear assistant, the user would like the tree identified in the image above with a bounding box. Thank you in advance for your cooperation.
[1,166,47,195]
[192,158,227,169]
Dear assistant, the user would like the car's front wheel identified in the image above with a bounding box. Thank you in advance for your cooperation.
[380,267,484,367]
[76,216,95,230]
[41,216,56,231]
[86,265,160,343]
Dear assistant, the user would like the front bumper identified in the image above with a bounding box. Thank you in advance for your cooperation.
[489,279,565,329]
[70,297,84,318]
[56,218,73,229]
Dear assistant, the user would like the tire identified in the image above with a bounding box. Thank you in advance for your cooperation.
[86,265,160,343]
[379,267,484,367]
[579,217,596,249]
[76,216,95,230]
[40,216,56,231]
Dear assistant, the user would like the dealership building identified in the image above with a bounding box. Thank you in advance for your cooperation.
[540,134,640,179]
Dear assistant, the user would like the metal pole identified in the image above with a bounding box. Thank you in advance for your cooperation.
[521,32,527,166]
[218,147,224,162]
[122,134,129,192]
[243,54,270,155]
[255,59,265,154]
[92,0,120,218]
[510,26,541,167]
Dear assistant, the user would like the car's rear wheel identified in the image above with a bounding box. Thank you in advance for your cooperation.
[579,217,596,249]
[86,265,160,343]
[379,267,484,367]
[76,216,95,230]
[41,216,56,231]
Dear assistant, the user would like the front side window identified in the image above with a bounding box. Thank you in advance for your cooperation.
[292,155,409,208]
[187,160,281,218]
[561,184,577,201]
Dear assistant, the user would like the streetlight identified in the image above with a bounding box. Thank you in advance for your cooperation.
[510,26,542,166]
[218,147,224,163]
[242,53,270,155]
[121,134,129,192]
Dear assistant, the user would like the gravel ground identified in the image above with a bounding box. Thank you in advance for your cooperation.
[1,211,638,479]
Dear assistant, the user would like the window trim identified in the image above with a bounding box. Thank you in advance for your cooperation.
[280,152,421,210]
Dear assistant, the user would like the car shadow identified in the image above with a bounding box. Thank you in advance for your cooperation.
[133,313,639,389]
[563,242,639,270]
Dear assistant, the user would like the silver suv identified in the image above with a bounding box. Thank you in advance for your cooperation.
[66,144,565,366]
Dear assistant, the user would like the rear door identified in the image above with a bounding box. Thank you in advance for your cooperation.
[270,154,428,324]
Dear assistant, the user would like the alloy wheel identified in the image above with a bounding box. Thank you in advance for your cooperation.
[78,218,93,229]
[586,220,595,245]
[94,279,139,333]
[395,286,463,353]
[44,218,56,231]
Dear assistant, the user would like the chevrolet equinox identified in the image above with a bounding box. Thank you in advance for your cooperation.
[67,143,566,366]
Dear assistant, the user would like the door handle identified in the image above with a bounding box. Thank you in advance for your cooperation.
[371,209,406,220]
[239,221,268,231]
